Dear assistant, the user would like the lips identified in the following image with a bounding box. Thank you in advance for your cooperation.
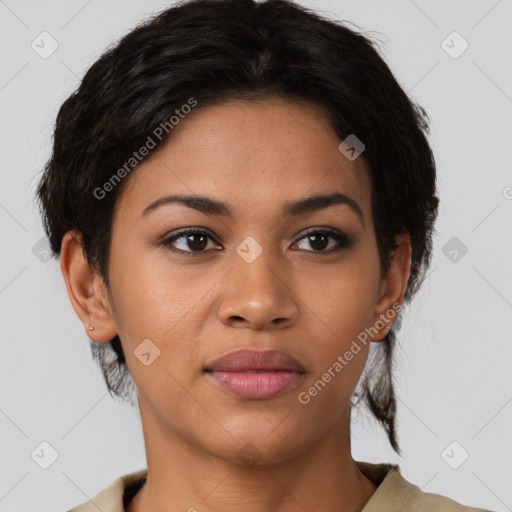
[203,349,306,373]
[204,349,306,400]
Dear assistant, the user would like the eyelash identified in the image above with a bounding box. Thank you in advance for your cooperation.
[160,227,353,257]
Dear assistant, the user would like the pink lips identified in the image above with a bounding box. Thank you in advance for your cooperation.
[204,349,305,400]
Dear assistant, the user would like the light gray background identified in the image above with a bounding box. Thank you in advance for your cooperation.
[1,0,511,510]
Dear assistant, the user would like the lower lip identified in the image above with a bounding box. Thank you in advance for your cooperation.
[205,370,303,400]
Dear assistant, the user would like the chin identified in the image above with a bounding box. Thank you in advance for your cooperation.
[204,425,311,467]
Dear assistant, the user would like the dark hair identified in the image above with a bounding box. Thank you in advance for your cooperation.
[36,0,439,455]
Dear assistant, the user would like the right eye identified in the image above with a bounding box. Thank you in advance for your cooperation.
[160,228,223,256]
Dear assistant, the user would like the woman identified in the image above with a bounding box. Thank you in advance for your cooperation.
[36,0,493,510]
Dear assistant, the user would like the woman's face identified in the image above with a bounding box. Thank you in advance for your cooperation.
[102,97,405,464]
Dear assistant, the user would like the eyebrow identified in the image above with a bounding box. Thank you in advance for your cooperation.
[141,191,364,225]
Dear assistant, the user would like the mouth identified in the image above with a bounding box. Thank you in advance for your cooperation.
[203,349,306,400]
[204,370,305,400]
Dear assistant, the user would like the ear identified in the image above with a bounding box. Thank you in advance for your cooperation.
[371,233,411,342]
[60,230,118,342]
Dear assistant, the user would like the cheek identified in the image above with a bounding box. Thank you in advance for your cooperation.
[297,284,374,413]
[107,241,202,335]
[106,245,217,383]
[296,246,380,391]
[297,250,380,339]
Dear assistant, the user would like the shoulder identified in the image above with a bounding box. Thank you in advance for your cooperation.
[66,469,147,512]
[356,461,494,512]
[378,469,493,511]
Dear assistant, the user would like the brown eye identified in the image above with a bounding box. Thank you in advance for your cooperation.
[293,228,353,253]
[161,229,221,255]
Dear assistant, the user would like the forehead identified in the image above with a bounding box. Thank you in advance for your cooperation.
[115,97,373,222]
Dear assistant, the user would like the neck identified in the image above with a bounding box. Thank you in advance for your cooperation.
[127,402,377,512]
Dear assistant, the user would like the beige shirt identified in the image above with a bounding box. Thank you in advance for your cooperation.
[68,461,494,511]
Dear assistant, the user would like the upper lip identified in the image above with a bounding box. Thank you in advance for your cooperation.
[204,349,306,373]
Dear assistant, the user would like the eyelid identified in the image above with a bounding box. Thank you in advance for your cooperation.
[294,226,346,240]
[160,226,219,244]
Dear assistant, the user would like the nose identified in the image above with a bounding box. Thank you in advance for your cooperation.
[217,246,299,330]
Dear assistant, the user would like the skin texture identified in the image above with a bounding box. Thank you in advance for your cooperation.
[60,98,411,512]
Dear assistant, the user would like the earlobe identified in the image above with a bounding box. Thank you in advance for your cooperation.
[371,233,411,342]
[60,230,118,342]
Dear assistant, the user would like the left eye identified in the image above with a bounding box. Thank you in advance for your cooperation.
[292,229,352,253]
